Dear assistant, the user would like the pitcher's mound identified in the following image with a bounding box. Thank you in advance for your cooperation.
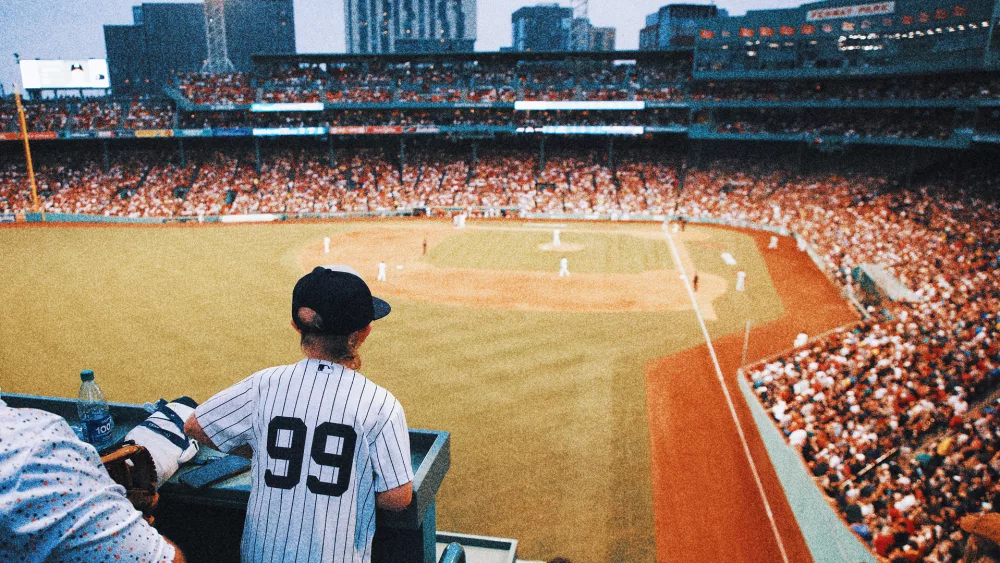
[538,242,585,252]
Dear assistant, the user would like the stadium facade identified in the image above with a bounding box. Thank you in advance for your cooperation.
[693,0,998,77]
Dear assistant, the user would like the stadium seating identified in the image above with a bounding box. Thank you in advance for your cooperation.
[4,55,1000,561]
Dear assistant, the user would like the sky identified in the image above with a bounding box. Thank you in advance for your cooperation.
[0,0,808,94]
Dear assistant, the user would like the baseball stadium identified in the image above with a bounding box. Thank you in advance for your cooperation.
[3,0,1000,562]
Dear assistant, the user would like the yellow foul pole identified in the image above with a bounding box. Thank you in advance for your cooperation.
[13,86,45,222]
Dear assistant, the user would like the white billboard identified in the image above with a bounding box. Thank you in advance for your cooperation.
[19,59,111,90]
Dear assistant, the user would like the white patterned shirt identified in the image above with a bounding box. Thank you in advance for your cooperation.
[0,399,176,563]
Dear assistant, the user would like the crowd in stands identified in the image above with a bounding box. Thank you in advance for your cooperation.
[171,66,1000,106]
[0,98,175,132]
[173,60,692,105]
[710,109,958,140]
[691,74,1000,102]
[3,143,1000,562]
[713,164,1000,562]
[174,72,255,105]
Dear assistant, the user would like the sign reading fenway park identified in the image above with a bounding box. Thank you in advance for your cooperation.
[806,1,895,21]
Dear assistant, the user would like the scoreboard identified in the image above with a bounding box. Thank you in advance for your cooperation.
[19,59,110,90]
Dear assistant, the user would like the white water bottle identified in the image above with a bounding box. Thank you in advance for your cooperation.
[77,370,115,450]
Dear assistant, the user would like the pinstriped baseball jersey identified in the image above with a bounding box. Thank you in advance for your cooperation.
[194,358,414,563]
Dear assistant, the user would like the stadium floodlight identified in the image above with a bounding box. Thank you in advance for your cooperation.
[202,0,235,74]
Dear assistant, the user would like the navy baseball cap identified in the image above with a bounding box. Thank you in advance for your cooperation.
[292,265,390,336]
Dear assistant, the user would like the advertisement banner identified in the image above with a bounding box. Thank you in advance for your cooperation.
[135,129,174,138]
[252,127,327,136]
[0,214,15,223]
[516,126,645,136]
[406,126,441,134]
[365,126,404,135]
[2,131,74,141]
[177,129,210,138]
[514,101,645,111]
[212,128,253,137]
[328,126,367,135]
[806,2,894,21]
[251,102,324,112]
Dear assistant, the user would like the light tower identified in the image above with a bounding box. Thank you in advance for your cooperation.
[570,0,588,19]
[201,0,235,73]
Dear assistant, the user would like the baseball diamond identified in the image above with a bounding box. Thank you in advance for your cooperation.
[1,219,787,562]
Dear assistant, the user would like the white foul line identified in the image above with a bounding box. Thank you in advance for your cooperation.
[663,225,791,563]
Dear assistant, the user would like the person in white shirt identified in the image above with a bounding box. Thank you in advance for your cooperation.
[0,399,185,563]
[185,265,413,563]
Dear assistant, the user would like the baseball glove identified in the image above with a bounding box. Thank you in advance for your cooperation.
[101,444,160,524]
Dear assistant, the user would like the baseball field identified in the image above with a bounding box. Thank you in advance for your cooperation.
[0,218,850,562]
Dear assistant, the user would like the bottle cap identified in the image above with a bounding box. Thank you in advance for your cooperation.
[80,370,94,382]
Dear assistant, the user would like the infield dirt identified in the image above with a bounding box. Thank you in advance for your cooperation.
[297,224,728,317]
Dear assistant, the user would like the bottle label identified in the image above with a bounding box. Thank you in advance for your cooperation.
[85,415,115,446]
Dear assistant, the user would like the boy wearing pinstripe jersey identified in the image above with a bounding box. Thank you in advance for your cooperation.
[184,265,414,563]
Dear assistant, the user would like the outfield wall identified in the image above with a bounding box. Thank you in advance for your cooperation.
[738,375,877,563]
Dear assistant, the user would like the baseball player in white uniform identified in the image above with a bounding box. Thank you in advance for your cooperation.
[559,257,570,278]
[323,237,331,254]
[377,261,387,282]
[185,265,414,563]
[736,270,747,292]
[552,230,561,247]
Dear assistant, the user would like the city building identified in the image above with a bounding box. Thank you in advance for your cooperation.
[640,4,722,50]
[512,4,614,52]
[224,0,296,71]
[104,3,206,96]
[512,4,575,51]
[345,0,477,54]
[590,26,617,51]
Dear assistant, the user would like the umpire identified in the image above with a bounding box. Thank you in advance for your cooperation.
[185,264,414,563]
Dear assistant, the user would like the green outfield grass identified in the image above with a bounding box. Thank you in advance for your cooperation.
[0,220,782,563]
[427,228,676,273]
